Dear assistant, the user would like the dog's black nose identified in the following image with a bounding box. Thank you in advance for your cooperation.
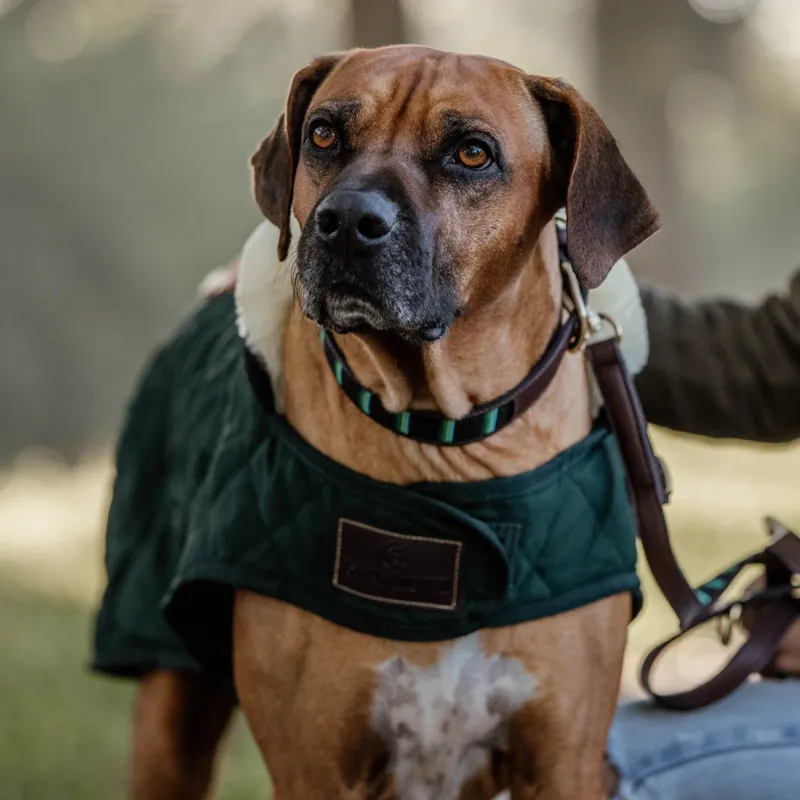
[314,190,398,251]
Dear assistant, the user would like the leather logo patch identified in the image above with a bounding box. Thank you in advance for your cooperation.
[333,519,462,610]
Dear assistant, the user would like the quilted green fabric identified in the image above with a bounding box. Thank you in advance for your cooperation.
[92,293,641,682]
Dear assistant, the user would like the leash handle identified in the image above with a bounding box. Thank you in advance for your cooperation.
[639,595,798,710]
[639,536,799,710]
[586,336,800,710]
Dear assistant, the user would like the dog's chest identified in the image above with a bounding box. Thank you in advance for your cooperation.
[370,635,535,800]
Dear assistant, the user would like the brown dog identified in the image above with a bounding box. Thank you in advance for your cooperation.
[125,45,659,800]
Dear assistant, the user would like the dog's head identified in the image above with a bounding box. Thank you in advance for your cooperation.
[252,46,659,345]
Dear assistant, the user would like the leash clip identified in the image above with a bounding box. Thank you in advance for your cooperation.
[717,602,742,646]
[562,262,594,352]
[561,263,623,352]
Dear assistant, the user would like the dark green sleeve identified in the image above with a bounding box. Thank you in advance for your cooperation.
[635,271,800,443]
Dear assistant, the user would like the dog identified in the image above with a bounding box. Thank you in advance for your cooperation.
[93,45,659,799]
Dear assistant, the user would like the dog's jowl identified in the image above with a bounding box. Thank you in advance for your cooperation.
[93,45,659,799]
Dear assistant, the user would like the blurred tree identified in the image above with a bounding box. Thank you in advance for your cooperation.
[594,0,800,300]
[349,0,411,47]
[0,1,339,464]
[595,0,743,292]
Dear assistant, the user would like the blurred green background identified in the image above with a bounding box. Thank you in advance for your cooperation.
[1,0,799,797]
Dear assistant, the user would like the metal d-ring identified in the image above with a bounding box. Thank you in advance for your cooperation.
[596,312,623,344]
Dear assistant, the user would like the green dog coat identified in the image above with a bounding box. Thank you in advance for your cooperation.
[92,290,641,682]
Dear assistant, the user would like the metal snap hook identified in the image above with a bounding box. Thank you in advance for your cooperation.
[717,603,742,647]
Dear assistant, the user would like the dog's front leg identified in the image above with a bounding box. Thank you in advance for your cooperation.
[233,591,389,799]
[500,595,629,800]
[131,669,236,800]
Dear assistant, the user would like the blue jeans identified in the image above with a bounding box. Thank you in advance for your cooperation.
[608,680,800,799]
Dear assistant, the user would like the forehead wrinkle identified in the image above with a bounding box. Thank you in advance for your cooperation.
[388,55,495,154]
[385,57,439,151]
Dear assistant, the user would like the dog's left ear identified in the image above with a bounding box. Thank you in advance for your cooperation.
[251,53,344,261]
[527,76,661,289]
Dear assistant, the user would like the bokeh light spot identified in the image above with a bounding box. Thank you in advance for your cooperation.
[687,0,757,24]
[25,0,92,63]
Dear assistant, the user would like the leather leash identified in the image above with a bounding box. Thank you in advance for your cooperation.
[587,334,800,711]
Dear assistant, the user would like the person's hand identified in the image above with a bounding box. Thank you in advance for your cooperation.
[742,577,800,676]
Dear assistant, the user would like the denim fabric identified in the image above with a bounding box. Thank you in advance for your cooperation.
[609,680,800,799]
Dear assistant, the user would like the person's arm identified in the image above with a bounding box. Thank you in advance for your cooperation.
[635,271,800,443]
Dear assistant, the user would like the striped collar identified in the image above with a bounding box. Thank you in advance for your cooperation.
[319,211,585,447]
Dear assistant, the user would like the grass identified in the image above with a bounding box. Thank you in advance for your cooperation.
[0,586,134,799]
[0,448,268,800]
[0,429,799,798]
[0,584,268,800]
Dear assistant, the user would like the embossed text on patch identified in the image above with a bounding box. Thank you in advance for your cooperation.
[333,519,462,610]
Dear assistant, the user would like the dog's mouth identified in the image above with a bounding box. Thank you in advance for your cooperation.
[323,284,387,334]
[305,282,451,344]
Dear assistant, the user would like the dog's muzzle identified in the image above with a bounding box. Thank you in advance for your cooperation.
[296,186,457,344]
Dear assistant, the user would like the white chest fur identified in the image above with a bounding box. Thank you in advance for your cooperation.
[371,635,536,800]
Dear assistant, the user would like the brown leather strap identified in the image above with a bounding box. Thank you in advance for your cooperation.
[770,526,800,573]
[587,339,704,628]
[587,336,800,711]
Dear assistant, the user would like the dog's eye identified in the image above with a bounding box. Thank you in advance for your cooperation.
[456,140,491,169]
[311,124,337,151]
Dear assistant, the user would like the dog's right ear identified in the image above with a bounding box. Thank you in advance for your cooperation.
[251,53,343,261]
